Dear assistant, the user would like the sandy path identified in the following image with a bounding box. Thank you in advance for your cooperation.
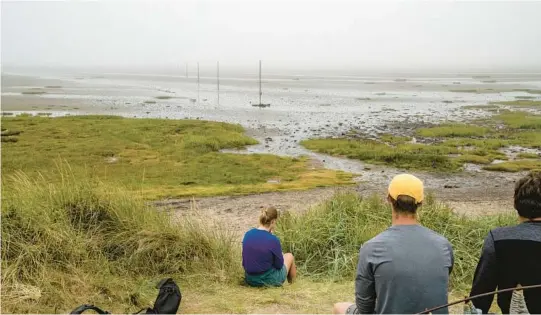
[157,180,518,238]
[156,187,349,235]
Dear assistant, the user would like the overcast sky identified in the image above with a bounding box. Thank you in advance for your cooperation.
[2,0,541,72]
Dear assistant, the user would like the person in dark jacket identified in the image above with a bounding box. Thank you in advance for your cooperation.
[470,171,541,314]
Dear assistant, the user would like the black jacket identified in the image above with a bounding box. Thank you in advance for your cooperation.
[469,221,541,314]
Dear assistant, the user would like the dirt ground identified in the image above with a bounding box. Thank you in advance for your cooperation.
[156,179,518,238]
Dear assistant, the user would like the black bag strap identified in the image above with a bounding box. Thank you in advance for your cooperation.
[155,278,171,289]
[70,304,111,314]
[133,307,154,314]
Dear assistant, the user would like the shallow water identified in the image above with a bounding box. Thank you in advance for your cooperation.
[2,69,540,174]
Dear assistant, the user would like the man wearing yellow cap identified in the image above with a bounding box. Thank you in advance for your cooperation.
[333,174,454,314]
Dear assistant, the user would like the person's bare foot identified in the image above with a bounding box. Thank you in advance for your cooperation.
[287,274,294,284]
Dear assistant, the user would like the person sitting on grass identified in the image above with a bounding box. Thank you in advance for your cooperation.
[469,171,541,314]
[241,206,297,287]
[333,174,454,314]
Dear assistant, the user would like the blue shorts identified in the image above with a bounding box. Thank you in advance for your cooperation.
[244,265,287,287]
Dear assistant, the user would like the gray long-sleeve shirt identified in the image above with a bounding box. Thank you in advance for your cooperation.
[355,224,454,314]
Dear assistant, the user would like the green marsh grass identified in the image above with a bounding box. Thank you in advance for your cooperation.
[21,91,47,95]
[495,111,541,130]
[507,131,541,148]
[441,138,509,151]
[300,138,462,172]
[379,133,411,145]
[517,152,539,159]
[513,89,541,95]
[490,100,541,108]
[416,124,490,138]
[302,109,541,172]
[1,115,353,199]
[462,105,501,110]
[449,89,499,94]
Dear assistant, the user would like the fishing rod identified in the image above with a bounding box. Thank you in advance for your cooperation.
[417,284,541,314]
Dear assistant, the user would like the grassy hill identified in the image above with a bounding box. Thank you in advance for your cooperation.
[1,170,514,313]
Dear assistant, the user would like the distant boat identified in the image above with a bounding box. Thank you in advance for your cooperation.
[252,60,271,108]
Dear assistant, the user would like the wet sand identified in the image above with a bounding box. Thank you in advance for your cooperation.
[2,69,540,219]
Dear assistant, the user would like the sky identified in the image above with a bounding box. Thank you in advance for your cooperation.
[2,0,541,73]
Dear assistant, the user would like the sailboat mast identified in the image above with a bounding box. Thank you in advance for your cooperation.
[259,60,262,105]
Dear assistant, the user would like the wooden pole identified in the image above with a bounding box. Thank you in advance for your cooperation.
[259,60,262,105]
[197,62,200,105]
[217,61,220,105]
[417,284,541,314]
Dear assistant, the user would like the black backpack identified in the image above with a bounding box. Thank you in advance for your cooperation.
[70,278,182,314]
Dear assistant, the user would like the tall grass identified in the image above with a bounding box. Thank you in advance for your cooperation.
[1,169,520,312]
[1,168,240,313]
[276,192,516,291]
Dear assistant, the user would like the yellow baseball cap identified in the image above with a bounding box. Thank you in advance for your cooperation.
[388,174,424,203]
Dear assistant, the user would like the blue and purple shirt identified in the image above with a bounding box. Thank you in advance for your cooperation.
[242,228,284,274]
